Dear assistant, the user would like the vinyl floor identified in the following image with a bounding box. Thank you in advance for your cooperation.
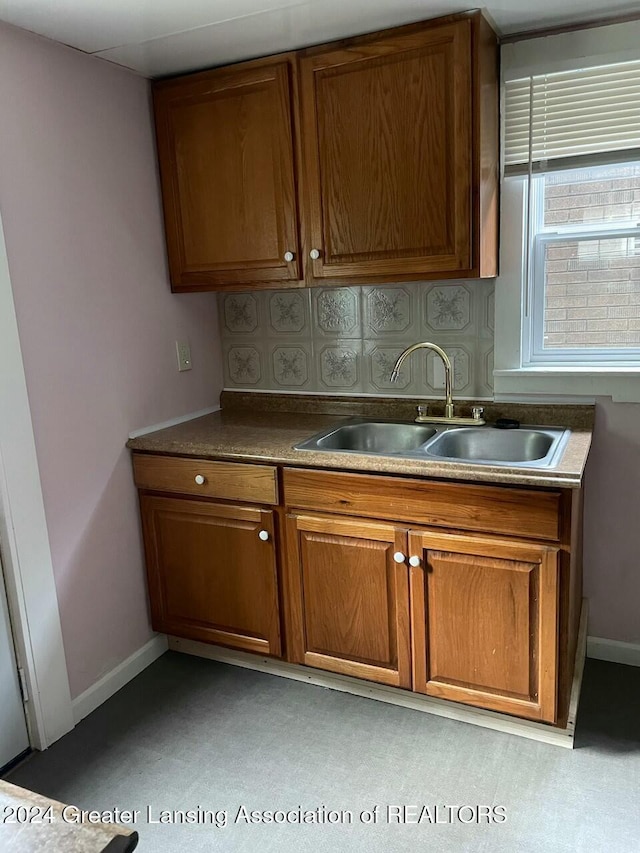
[6,652,640,852]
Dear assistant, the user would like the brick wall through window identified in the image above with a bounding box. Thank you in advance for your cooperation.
[541,167,640,349]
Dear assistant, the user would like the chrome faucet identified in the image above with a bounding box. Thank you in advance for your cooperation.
[390,341,485,425]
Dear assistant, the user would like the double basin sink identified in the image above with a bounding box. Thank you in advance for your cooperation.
[295,420,570,469]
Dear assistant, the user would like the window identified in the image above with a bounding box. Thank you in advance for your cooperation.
[495,29,640,401]
[504,60,640,368]
[526,163,640,364]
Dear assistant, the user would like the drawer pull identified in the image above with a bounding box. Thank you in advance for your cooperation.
[194,474,206,485]
[393,551,406,564]
[409,555,421,567]
[258,529,270,541]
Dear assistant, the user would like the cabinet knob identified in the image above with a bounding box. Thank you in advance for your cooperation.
[284,251,295,262]
[408,555,421,567]
[309,248,321,260]
[194,474,206,485]
[393,551,406,564]
[258,529,270,541]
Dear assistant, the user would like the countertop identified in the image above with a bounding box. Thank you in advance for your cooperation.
[127,394,594,489]
[0,779,138,853]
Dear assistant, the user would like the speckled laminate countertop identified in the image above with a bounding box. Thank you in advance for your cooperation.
[0,780,137,852]
[127,394,594,489]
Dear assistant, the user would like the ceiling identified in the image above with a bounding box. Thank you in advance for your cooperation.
[0,0,638,78]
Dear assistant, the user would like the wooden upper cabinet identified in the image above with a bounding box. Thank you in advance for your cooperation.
[299,13,498,281]
[409,530,559,722]
[153,58,301,290]
[152,12,498,291]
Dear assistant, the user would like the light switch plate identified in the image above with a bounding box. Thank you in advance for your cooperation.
[176,340,192,371]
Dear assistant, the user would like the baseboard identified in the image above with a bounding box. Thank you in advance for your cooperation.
[71,635,168,724]
[587,636,640,668]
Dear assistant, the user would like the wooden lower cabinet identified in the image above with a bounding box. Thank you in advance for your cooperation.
[409,530,559,722]
[284,514,411,688]
[133,457,580,729]
[140,495,281,656]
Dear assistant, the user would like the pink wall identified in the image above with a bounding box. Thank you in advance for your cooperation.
[0,23,223,698]
[0,23,635,709]
[583,398,640,643]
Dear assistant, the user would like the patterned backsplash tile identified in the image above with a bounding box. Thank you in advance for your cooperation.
[267,291,309,336]
[313,287,360,336]
[363,285,416,336]
[319,340,362,391]
[425,284,472,331]
[271,345,311,388]
[365,341,415,392]
[218,280,495,397]
[223,293,260,334]
[226,344,263,386]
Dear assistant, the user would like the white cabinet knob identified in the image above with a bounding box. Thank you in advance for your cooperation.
[258,529,270,541]
[284,251,294,262]
[309,248,321,260]
[393,552,406,564]
[409,555,421,567]
[194,474,206,485]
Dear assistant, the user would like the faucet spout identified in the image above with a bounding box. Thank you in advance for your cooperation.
[390,341,454,419]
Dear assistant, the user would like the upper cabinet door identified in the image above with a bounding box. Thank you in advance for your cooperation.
[154,59,301,290]
[300,18,477,281]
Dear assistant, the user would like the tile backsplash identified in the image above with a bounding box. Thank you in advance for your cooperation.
[219,280,495,398]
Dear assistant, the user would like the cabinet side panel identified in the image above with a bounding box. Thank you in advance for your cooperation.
[476,13,499,277]
[555,488,582,727]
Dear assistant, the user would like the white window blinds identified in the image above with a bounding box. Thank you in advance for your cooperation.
[504,60,640,176]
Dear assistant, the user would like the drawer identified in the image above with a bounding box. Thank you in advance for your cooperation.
[132,454,278,505]
[283,468,561,541]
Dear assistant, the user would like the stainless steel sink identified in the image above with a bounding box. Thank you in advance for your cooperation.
[300,422,437,454]
[424,427,564,465]
[295,419,570,468]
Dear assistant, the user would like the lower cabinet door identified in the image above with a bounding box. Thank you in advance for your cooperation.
[409,530,559,722]
[140,495,281,656]
[284,514,411,687]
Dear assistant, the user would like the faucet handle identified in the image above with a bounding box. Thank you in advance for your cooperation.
[416,404,429,420]
[472,406,485,421]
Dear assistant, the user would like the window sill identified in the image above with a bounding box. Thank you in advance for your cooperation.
[493,367,640,403]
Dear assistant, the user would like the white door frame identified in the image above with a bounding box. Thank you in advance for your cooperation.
[0,207,73,749]
[0,549,30,766]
